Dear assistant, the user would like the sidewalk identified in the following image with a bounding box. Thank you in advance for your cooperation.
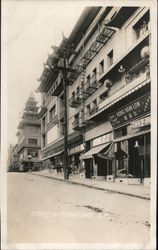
[32,170,150,200]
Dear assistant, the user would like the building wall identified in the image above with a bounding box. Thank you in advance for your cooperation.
[39,5,150,176]
[67,6,150,138]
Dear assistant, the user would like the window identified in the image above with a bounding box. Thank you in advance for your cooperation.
[49,105,56,121]
[133,11,150,40]
[86,104,91,115]
[73,113,79,127]
[92,68,97,81]
[99,60,104,74]
[86,75,90,86]
[107,50,113,67]
[42,135,46,147]
[93,99,97,108]
[76,86,79,94]
[28,148,38,157]
[28,138,37,145]
[42,116,45,128]
[60,94,64,112]
[114,126,127,139]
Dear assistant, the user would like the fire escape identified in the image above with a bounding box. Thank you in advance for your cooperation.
[69,24,116,129]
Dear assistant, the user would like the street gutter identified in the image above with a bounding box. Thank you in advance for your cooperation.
[31,172,150,201]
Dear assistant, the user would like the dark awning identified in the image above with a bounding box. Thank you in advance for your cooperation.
[98,143,114,160]
[42,150,64,161]
[80,142,111,160]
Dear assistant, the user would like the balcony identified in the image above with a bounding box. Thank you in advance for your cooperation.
[69,91,82,108]
[98,29,150,86]
[83,77,98,98]
[89,70,150,121]
[69,77,102,109]
[125,57,149,84]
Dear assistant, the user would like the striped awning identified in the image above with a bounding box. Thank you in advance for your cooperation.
[89,78,150,120]
[80,142,110,160]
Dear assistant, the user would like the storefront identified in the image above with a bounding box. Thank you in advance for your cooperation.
[109,92,151,185]
[69,144,84,174]
[80,132,114,179]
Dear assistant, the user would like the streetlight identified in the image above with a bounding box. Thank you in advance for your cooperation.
[27,154,32,172]
[134,140,143,183]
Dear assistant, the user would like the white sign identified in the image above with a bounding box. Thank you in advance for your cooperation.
[131,116,150,129]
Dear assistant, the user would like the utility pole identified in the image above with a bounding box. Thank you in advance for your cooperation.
[51,43,77,179]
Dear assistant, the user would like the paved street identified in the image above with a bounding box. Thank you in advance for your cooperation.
[7,173,150,244]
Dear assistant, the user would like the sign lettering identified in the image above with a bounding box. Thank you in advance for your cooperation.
[109,93,150,127]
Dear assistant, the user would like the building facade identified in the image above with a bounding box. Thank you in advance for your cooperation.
[38,7,151,186]
[16,93,41,171]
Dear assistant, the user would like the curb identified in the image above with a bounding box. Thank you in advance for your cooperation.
[31,172,150,201]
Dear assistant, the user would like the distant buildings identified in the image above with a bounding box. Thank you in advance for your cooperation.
[14,93,41,171]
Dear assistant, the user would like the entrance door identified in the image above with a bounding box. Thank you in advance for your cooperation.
[129,139,141,178]
[85,159,93,178]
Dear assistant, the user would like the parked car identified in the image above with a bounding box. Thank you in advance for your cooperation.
[117,169,134,178]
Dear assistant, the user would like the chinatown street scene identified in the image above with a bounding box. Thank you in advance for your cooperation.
[4,2,157,250]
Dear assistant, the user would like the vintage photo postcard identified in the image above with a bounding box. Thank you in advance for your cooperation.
[1,0,157,249]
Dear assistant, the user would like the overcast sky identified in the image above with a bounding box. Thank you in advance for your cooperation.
[3,0,85,146]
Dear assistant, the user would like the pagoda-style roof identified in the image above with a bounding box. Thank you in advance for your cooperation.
[18,119,41,129]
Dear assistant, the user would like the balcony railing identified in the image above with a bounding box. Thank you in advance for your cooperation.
[69,76,102,108]
[125,58,150,84]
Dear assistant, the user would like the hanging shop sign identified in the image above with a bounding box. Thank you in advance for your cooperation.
[108,93,150,127]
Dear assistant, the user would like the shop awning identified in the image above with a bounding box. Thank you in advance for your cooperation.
[42,150,64,161]
[80,142,110,160]
[98,143,114,160]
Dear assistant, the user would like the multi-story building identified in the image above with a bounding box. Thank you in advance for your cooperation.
[16,92,41,171]
[38,6,151,186]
